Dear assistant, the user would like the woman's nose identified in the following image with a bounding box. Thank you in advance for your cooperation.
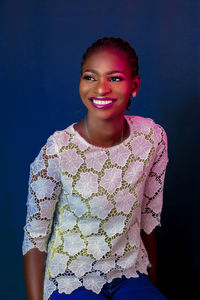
[96,79,111,95]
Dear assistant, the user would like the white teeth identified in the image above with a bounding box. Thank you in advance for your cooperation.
[93,100,113,105]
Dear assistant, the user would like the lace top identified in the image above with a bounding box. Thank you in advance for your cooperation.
[22,115,169,299]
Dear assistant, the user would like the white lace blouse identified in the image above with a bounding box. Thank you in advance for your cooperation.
[22,115,169,299]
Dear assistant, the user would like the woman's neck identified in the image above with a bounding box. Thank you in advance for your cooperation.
[83,114,128,148]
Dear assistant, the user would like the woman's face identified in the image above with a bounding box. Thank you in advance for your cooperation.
[79,47,139,121]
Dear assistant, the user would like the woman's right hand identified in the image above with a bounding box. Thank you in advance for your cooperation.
[24,248,46,300]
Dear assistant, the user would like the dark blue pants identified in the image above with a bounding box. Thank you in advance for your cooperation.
[50,274,167,299]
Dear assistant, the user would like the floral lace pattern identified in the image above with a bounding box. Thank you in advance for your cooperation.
[23,115,169,299]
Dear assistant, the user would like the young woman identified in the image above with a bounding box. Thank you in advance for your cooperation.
[23,37,169,300]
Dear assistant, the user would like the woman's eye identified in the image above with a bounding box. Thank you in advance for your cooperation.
[109,76,123,82]
[82,75,96,81]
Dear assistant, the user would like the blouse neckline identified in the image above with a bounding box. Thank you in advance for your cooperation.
[70,115,134,150]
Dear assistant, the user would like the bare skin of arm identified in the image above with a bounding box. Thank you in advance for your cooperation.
[24,248,46,300]
[141,228,158,286]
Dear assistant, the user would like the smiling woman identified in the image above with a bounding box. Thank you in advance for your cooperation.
[23,37,169,300]
[78,46,141,148]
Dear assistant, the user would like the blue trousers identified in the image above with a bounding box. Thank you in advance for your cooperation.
[50,274,167,299]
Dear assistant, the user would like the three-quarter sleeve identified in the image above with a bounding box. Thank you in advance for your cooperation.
[22,135,61,255]
[141,124,169,234]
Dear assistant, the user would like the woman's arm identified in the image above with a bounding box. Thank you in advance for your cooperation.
[24,248,46,300]
[140,125,169,286]
[23,135,62,299]
[141,228,158,286]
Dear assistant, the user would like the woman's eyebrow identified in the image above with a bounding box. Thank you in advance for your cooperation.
[82,69,126,75]
[82,69,98,74]
[106,70,126,75]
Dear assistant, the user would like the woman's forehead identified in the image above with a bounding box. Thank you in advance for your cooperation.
[82,48,131,74]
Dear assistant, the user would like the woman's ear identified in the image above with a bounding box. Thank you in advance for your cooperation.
[132,91,137,98]
[131,75,141,97]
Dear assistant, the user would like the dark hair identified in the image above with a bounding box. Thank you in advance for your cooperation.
[81,37,139,111]
[81,37,139,77]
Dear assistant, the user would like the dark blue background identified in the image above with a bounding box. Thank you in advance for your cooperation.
[1,1,199,299]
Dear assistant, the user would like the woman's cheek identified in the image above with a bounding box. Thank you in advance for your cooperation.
[80,82,90,98]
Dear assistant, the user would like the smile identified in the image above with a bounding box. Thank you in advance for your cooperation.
[93,100,112,105]
[89,97,117,109]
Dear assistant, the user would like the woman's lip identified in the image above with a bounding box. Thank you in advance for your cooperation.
[89,97,117,101]
[91,101,114,109]
[90,100,115,109]
[89,97,117,109]
[88,97,117,109]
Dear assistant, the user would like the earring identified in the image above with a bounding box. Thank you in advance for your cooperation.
[132,91,136,97]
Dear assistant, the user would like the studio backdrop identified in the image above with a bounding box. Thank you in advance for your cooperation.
[1,1,199,299]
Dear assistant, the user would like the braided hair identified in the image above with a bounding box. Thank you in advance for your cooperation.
[81,37,139,110]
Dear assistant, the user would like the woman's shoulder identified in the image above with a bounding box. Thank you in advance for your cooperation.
[126,115,168,143]
[126,114,156,128]
[45,123,75,151]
